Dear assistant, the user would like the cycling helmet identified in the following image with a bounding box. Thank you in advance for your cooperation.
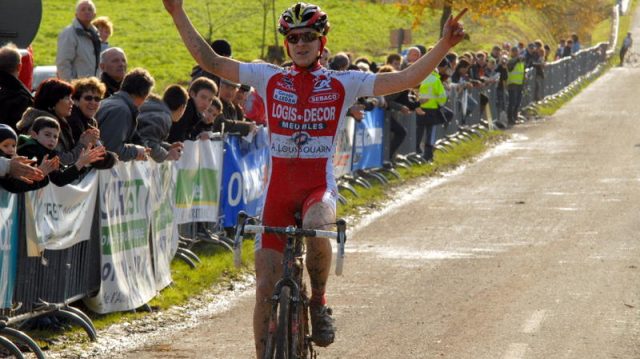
[278,2,330,36]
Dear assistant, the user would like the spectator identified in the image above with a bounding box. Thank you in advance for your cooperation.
[563,39,573,58]
[386,53,402,71]
[329,52,350,71]
[56,0,101,81]
[495,54,509,115]
[97,68,154,162]
[319,47,331,68]
[532,41,546,101]
[233,84,252,120]
[377,65,411,162]
[167,76,216,142]
[14,116,104,191]
[0,43,33,130]
[0,125,18,158]
[417,58,451,162]
[68,77,118,168]
[490,45,502,62]
[217,79,256,136]
[402,46,421,68]
[555,39,566,60]
[620,32,632,66]
[201,96,253,136]
[571,33,580,53]
[190,39,232,86]
[92,16,113,52]
[17,78,100,166]
[136,85,188,162]
[507,46,525,126]
[99,47,127,98]
[0,124,46,190]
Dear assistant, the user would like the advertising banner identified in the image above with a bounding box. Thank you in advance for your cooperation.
[149,162,178,290]
[174,140,224,224]
[24,171,98,256]
[220,128,270,227]
[333,116,355,178]
[352,108,385,171]
[85,162,155,314]
[0,190,17,309]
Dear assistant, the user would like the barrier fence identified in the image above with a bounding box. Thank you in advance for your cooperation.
[0,4,622,356]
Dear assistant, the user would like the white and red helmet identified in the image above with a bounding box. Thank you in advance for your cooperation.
[278,2,330,36]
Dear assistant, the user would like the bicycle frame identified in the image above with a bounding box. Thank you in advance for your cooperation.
[233,212,347,359]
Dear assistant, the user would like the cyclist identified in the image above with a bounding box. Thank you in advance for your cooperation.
[162,1,465,357]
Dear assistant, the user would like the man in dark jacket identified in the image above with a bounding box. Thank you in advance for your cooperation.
[136,85,187,162]
[97,68,153,161]
[99,47,127,98]
[0,43,34,130]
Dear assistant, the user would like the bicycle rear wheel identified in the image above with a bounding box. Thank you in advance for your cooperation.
[275,286,291,359]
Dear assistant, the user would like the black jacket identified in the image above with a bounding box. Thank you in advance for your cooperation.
[0,71,33,130]
[0,136,85,193]
[101,72,121,99]
[168,98,200,143]
[67,107,117,169]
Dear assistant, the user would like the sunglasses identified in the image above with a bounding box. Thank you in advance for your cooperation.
[82,95,102,102]
[286,32,321,44]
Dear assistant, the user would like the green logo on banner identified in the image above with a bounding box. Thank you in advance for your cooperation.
[175,169,219,208]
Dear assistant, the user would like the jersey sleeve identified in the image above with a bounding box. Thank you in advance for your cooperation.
[348,70,376,98]
[239,63,282,96]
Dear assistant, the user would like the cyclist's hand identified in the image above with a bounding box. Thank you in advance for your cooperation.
[442,8,467,48]
[163,0,183,15]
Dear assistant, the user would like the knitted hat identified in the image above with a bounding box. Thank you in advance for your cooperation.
[0,124,17,144]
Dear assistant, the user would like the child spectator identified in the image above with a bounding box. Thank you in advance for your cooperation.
[2,117,104,192]
[0,124,18,158]
[136,85,188,162]
[92,16,113,52]
[22,116,104,184]
[167,77,216,143]
[200,93,255,137]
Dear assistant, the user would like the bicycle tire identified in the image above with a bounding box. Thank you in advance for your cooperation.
[275,286,291,359]
[0,335,24,358]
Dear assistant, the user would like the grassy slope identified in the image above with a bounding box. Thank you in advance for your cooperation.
[36,1,563,90]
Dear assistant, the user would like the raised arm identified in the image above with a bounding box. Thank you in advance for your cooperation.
[373,9,467,96]
[163,0,241,83]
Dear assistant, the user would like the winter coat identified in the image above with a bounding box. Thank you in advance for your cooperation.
[136,97,173,163]
[96,91,140,162]
[16,107,87,166]
[0,136,85,193]
[56,18,101,81]
[101,72,121,99]
[0,71,33,130]
[67,107,117,169]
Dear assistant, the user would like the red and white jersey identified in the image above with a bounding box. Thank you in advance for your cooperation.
[240,62,375,194]
[240,62,375,251]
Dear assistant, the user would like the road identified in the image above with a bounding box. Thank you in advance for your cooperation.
[118,16,640,359]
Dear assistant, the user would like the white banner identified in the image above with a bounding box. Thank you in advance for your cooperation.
[0,190,18,308]
[24,171,98,256]
[174,139,224,224]
[333,116,355,178]
[85,162,155,314]
[149,161,178,290]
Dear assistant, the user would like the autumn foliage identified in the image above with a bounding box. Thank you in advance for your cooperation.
[398,0,612,42]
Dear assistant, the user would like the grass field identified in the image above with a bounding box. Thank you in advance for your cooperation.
[34,1,570,90]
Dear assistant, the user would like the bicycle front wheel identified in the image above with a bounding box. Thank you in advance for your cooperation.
[275,286,291,359]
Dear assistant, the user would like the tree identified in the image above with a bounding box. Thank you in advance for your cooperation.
[399,0,609,42]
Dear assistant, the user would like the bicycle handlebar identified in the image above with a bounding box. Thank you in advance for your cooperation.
[242,225,339,239]
[233,212,347,275]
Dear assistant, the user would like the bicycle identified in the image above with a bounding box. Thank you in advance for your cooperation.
[233,211,347,359]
